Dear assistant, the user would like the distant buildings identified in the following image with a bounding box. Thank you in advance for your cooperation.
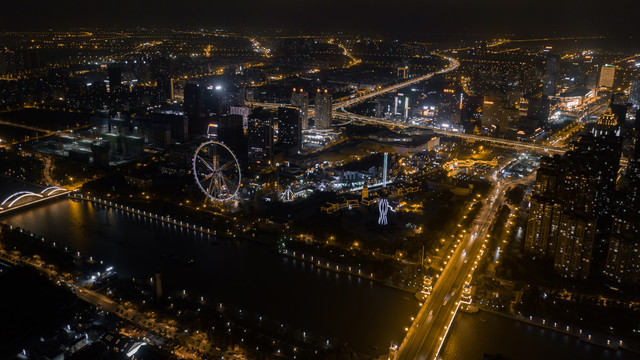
[314,89,333,129]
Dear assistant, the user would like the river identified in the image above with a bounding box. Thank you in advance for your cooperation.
[1,197,417,357]
[441,310,635,360]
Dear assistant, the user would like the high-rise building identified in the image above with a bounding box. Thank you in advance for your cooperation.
[524,135,621,279]
[525,97,551,127]
[592,107,622,137]
[482,95,503,131]
[277,107,302,151]
[107,64,123,92]
[482,95,516,134]
[629,78,640,110]
[204,84,229,116]
[553,213,596,279]
[598,64,616,88]
[314,89,332,129]
[184,83,203,116]
[156,73,174,102]
[217,114,246,164]
[291,89,309,129]
[542,54,560,97]
[604,214,640,284]
[248,108,274,167]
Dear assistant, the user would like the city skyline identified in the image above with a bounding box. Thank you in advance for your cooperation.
[1,1,639,39]
[1,7,640,360]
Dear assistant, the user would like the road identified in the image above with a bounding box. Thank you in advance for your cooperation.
[331,54,459,110]
[395,170,532,360]
[246,54,459,118]
[333,109,567,154]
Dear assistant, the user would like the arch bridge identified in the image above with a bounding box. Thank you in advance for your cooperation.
[0,186,71,215]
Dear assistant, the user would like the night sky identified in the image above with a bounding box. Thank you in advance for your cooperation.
[2,0,639,38]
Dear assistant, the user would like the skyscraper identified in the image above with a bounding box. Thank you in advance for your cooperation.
[598,64,616,88]
[604,215,640,284]
[107,64,123,92]
[277,107,302,151]
[217,114,246,164]
[524,135,621,279]
[314,89,332,129]
[629,78,640,110]
[542,54,560,98]
[291,89,309,129]
[248,108,274,167]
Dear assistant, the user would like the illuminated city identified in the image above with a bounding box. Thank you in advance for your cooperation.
[1,1,640,360]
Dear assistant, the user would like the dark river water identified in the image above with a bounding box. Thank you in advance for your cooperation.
[2,178,637,359]
[1,197,418,357]
[441,310,635,360]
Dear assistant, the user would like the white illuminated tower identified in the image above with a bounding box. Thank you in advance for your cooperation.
[383,152,388,188]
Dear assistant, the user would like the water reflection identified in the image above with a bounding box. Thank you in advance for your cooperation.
[2,199,416,357]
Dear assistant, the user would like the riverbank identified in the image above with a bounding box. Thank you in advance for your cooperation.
[280,249,418,294]
[477,306,640,355]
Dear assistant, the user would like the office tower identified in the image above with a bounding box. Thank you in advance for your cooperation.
[184,83,203,116]
[526,97,550,127]
[204,84,229,116]
[314,89,333,129]
[217,114,246,164]
[592,107,622,137]
[156,72,174,102]
[629,78,640,110]
[524,135,621,279]
[542,54,560,97]
[107,64,123,92]
[184,83,207,135]
[229,105,251,130]
[394,93,410,121]
[482,95,503,130]
[277,107,302,151]
[598,64,616,88]
[482,95,515,134]
[248,108,274,167]
[291,89,309,129]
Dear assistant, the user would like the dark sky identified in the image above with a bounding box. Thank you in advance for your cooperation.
[2,0,639,38]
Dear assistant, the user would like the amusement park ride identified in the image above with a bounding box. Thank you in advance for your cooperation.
[192,140,242,202]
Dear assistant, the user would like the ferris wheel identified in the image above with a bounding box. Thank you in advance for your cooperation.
[192,141,241,202]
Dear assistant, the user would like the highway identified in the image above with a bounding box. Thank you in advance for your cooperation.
[245,54,459,118]
[333,109,567,154]
[395,171,533,360]
[332,54,459,110]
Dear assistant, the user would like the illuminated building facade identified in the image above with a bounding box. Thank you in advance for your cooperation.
[314,89,333,129]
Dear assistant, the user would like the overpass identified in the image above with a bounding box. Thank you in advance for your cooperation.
[331,54,459,110]
[0,186,72,216]
[246,54,459,119]
[333,109,567,154]
[244,54,569,156]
